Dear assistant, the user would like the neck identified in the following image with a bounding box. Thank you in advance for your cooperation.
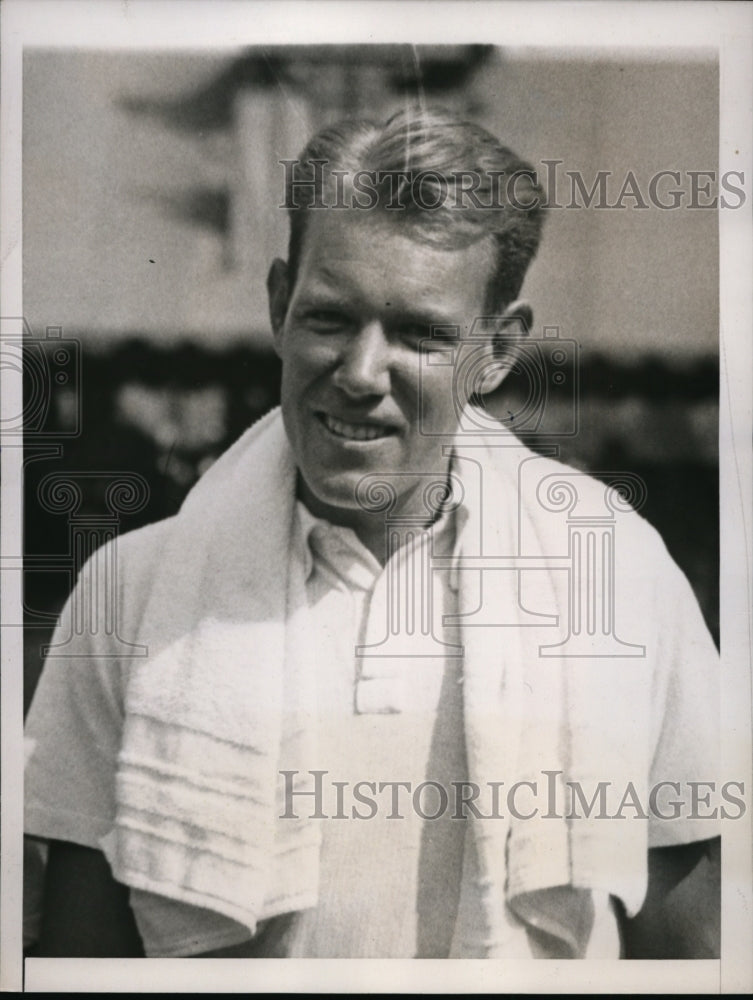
[296,472,452,567]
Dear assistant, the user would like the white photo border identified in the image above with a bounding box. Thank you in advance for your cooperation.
[2,0,751,993]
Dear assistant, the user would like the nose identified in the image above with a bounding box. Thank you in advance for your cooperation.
[332,321,391,398]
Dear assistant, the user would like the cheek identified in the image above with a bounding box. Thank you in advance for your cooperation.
[280,332,339,385]
[413,368,456,424]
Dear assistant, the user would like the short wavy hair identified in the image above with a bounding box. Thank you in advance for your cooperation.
[283,106,546,310]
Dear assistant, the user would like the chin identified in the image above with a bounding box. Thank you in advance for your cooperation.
[300,470,364,514]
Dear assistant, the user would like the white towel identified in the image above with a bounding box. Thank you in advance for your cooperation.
[453,443,653,955]
[108,407,655,954]
[108,409,321,931]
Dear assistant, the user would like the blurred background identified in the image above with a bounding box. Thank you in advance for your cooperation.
[22,46,719,707]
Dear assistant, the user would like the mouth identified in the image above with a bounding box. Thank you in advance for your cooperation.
[317,411,398,443]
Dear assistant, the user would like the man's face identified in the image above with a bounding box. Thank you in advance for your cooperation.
[268,210,502,533]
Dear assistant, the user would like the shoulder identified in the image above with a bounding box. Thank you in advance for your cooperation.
[62,516,179,641]
[112,517,181,626]
[115,516,177,570]
[78,515,179,589]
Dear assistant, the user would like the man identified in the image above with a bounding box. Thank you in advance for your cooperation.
[24,108,720,958]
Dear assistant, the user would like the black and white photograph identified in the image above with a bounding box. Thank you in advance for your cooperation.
[1,0,751,993]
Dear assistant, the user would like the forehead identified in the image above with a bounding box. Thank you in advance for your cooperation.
[292,209,495,318]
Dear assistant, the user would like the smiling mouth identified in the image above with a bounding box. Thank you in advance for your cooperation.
[318,412,397,442]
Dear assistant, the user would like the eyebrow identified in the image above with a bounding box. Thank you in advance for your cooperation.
[294,268,467,329]
[296,295,460,331]
[292,269,351,305]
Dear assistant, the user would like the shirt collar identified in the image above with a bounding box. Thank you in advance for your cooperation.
[295,501,381,589]
[294,452,470,593]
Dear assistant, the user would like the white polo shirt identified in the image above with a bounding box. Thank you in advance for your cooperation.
[25,498,622,957]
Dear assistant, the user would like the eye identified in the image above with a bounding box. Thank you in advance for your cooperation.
[398,322,432,347]
[305,308,351,331]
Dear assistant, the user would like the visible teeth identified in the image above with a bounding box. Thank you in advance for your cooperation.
[322,414,390,441]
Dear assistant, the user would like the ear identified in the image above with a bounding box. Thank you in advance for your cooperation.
[267,258,290,355]
[476,300,533,396]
